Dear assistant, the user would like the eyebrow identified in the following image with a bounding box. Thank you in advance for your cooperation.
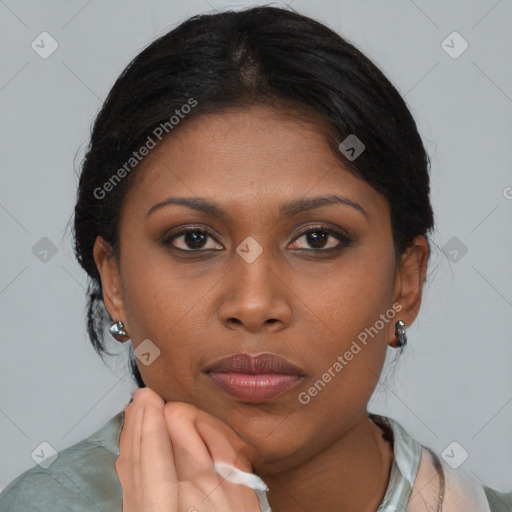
[146,195,368,220]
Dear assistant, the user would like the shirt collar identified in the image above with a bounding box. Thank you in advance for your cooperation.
[370,413,423,511]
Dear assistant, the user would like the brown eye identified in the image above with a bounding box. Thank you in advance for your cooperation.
[289,226,352,251]
[164,228,223,251]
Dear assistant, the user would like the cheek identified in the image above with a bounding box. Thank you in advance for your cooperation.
[294,246,396,395]
[120,243,214,336]
[119,250,214,390]
[295,244,396,341]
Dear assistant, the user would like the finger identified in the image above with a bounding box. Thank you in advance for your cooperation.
[117,391,144,473]
[164,402,264,512]
[163,402,218,488]
[194,418,268,511]
[191,407,264,474]
[118,391,139,465]
[194,416,253,472]
[192,411,268,512]
[139,392,178,486]
[129,388,180,512]
[116,390,145,509]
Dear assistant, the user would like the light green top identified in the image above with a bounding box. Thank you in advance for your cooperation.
[0,408,510,511]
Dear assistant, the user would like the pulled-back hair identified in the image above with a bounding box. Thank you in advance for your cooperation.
[72,6,434,388]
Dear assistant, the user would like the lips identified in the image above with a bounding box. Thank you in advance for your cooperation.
[204,352,305,402]
[205,352,305,375]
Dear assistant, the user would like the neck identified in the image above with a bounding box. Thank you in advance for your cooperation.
[260,413,394,512]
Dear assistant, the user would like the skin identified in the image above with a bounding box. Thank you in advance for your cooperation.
[116,388,263,512]
[94,105,429,512]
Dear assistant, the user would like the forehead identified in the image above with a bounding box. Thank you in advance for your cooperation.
[121,105,388,220]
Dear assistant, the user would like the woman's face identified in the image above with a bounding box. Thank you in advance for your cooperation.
[94,105,427,473]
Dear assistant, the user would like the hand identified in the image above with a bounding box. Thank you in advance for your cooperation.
[116,387,265,512]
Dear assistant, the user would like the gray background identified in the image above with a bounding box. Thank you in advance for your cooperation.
[1,0,511,493]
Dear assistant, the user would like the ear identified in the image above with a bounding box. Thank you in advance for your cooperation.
[93,236,128,328]
[390,235,429,347]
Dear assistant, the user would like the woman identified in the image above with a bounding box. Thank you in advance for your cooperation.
[0,5,510,511]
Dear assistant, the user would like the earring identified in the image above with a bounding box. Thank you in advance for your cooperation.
[394,320,407,349]
[109,320,130,342]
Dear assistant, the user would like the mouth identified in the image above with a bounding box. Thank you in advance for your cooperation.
[204,352,306,403]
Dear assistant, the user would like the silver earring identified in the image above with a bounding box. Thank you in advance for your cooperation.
[394,320,407,349]
[109,320,129,342]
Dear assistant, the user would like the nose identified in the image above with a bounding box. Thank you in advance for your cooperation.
[218,248,293,334]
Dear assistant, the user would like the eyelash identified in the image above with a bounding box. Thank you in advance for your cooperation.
[162,225,352,253]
